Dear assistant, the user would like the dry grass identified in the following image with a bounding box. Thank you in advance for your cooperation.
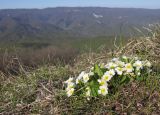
[0,46,78,75]
[117,24,160,62]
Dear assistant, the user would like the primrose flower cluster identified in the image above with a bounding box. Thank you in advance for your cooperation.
[64,56,152,98]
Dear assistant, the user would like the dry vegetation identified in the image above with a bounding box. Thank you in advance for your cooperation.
[117,24,160,72]
[0,46,78,75]
[0,26,160,114]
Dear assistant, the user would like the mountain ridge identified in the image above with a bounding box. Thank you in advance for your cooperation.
[0,7,160,42]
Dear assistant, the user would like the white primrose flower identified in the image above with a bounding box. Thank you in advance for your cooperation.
[67,88,74,97]
[116,61,125,67]
[112,58,119,62]
[98,79,107,86]
[125,63,133,73]
[76,78,81,84]
[66,82,75,91]
[133,60,143,70]
[105,62,117,69]
[65,77,74,84]
[83,73,90,83]
[115,67,124,75]
[122,56,128,60]
[102,72,113,82]
[76,71,85,84]
[88,71,94,76]
[108,69,115,76]
[98,85,108,96]
[143,60,151,67]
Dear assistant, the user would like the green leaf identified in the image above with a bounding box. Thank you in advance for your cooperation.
[94,64,103,77]
[89,81,99,97]
[120,76,126,84]
[120,76,130,84]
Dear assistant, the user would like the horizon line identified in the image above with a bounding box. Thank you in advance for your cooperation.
[0,6,160,10]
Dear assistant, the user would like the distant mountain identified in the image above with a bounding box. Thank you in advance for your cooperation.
[0,7,160,42]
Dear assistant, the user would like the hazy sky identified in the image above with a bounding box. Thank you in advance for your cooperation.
[0,0,160,9]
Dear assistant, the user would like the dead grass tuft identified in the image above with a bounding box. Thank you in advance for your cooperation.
[117,24,160,62]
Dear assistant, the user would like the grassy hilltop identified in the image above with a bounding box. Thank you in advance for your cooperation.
[0,26,160,114]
